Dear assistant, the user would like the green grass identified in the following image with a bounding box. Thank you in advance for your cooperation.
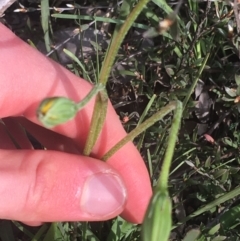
[4,0,240,240]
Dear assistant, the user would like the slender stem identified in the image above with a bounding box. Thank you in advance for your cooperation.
[83,91,108,156]
[98,0,150,85]
[84,0,150,155]
[102,101,178,161]
[76,84,104,110]
[157,101,182,191]
[41,0,51,53]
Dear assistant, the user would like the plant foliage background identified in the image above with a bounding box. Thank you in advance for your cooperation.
[2,0,240,240]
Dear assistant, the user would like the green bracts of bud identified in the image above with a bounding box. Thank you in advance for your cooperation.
[37,97,78,128]
[142,191,172,241]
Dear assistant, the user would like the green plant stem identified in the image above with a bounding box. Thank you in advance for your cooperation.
[40,0,51,52]
[99,0,150,85]
[102,101,180,161]
[83,91,108,156]
[182,53,210,110]
[84,0,150,155]
[157,101,182,192]
[75,84,105,110]
[77,85,106,154]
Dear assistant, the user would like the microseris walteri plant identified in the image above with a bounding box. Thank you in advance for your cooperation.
[142,101,182,241]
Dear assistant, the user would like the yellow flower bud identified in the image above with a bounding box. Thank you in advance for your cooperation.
[37,97,78,128]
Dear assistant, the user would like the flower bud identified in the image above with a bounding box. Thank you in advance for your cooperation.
[142,191,172,241]
[37,97,78,128]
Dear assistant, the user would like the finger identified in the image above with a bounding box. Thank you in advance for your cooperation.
[0,24,152,223]
[0,150,127,222]
[0,118,83,225]
[2,117,149,223]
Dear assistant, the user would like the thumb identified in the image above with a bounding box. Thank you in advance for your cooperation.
[0,150,127,222]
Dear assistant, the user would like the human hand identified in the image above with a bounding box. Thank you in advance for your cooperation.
[0,23,152,225]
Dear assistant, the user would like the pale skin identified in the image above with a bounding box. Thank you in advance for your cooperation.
[0,23,152,225]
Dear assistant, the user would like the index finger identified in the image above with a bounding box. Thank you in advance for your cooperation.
[0,23,152,223]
